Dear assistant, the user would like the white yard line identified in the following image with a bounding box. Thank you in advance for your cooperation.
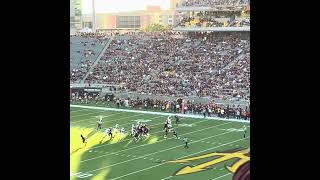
[70,108,91,113]
[70,112,123,124]
[71,105,250,124]
[83,114,165,128]
[70,111,107,118]
[86,130,237,173]
[109,137,249,180]
[81,122,232,162]
[211,173,232,180]
[71,112,146,124]
[160,176,172,180]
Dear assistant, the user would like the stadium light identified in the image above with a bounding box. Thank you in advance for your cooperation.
[92,0,96,32]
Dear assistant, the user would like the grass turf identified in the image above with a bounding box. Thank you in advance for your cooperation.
[70,105,250,180]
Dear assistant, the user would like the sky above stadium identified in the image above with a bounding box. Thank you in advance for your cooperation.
[81,0,170,14]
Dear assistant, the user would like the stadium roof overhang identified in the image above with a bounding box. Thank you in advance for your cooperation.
[172,27,250,32]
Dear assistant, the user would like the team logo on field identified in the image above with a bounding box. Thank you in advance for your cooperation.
[132,119,152,123]
[168,148,250,176]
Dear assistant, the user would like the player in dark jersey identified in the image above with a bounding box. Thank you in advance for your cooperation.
[172,129,178,139]
[202,108,206,118]
[143,126,150,136]
[175,115,180,124]
[134,130,139,141]
[81,134,86,145]
[108,128,113,139]
[163,122,169,138]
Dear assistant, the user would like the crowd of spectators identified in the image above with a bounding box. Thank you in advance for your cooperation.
[177,16,250,27]
[85,32,249,101]
[182,0,249,7]
[70,33,109,83]
[71,94,250,120]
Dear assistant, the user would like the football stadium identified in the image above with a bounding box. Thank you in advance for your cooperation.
[70,0,250,179]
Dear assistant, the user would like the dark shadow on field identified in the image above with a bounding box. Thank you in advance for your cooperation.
[99,135,109,144]
[70,146,85,156]
[86,129,98,140]
[72,134,148,180]
[72,142,114,180]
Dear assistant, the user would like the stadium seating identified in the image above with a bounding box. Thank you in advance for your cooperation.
[82,32,250,101]
[181,0,250,7]
[70,34,108,83]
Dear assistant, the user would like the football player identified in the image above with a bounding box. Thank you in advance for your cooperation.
[167,116,172,125]
[163,122,169,138]
[172,129,178,139]
[175,115,180,124]
[120,127,126,140]
[243,125,247,138]
[81,134,87,145]
[113,124,119,134]
[131,124,135,136]
[183,137,189,149]
[96,116,103,130]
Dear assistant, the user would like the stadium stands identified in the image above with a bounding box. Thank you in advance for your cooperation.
[83,32,249,101]
[176,16,250,28]
[70,33,109,83]
[181,0,250,7]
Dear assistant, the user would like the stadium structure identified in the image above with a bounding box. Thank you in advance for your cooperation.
[70,0,250,180]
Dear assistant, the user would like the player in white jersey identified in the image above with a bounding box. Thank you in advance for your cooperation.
[131,124,135,136]
[120,127,126,140]
[113,124,119,133]
[96,116,103,130]
[104,128,111,137]
[167,122,172,131]
[166,116,172,132]
[104,128,113,139]
[243,125,247,138]
[167,116,172,125]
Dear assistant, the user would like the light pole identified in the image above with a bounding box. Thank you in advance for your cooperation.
[92,0,96,32]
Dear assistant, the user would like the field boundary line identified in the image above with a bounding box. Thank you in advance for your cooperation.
[70,104,250,124]
[70,108,91,113]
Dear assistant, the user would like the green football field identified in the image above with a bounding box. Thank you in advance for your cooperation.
[70,105,250,180]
